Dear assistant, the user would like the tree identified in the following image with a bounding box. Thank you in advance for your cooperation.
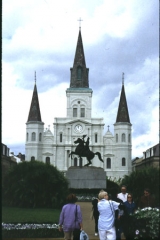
[106,177,121,198]
[120,167,159,207]
[2,161,69,208]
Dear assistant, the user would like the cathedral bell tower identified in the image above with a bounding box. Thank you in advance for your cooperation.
[114,73,132,175]
[66,28,93,120]
[25,73,44,161]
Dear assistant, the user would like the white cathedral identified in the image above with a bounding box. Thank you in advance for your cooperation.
[25,29,132,179]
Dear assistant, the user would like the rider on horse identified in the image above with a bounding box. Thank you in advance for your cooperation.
[69,136,104,166]
[81,135,90,154]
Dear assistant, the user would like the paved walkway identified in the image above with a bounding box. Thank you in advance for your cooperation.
[79,202,98,239]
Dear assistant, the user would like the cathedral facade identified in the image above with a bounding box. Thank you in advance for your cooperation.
[25,29,132,179]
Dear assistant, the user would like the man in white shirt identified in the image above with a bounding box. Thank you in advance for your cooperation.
[117,185,128,202]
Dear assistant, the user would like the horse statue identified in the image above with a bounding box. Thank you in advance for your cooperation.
[69,136,104,166]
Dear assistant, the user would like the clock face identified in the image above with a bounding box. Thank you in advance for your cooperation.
[75,124,83,133]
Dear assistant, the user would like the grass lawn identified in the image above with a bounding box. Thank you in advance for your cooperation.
[2,206,61,223]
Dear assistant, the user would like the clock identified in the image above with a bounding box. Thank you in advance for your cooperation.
[74,124,83,133]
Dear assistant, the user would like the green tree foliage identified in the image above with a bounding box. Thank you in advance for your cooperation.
[106,177,120,198]
[2,161,69,208]
[120,167,160,207]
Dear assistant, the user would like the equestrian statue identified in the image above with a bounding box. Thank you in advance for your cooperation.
[69,135,104,166]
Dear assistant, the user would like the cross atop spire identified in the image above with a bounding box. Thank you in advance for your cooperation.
[35,71,36,84]
[122,72,124,85]
[107,125,110,131]
[77,17,83,30]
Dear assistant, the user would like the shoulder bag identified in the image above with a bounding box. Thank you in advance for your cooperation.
[73,205,81,240]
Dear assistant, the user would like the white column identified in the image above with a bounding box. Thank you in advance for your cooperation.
[70,126,72,143]
[64,150,67,169]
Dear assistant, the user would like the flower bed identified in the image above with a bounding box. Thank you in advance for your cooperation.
[2,223,64,238]
[126,207,160,240]
[77,195,95,201]
[2,223,59,230]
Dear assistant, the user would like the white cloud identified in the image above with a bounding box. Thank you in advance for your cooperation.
[132,106,159,158]
[2,62,31,145]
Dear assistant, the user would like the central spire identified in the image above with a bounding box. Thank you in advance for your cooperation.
[70,28,89,88]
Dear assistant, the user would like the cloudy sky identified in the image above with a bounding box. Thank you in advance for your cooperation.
[2,0,159,159]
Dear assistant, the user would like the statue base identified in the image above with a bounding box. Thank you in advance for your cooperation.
[66,166,106,189]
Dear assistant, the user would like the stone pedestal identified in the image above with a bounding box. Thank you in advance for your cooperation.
[66,166,106,189]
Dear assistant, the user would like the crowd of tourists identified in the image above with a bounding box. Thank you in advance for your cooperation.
[58,186,156,240]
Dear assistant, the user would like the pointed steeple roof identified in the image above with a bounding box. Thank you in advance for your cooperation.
[27,75,42,122]
[116,77,130,123]
[70,28,89,88]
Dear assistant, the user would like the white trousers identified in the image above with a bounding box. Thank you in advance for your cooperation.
[98,226,116,240]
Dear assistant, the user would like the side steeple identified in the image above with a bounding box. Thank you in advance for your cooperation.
[70,28,89,88]
[116,73,130,123]
[27,73,42,122]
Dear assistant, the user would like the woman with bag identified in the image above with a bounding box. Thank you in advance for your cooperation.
[58,193,83,240]
[98,191,120,240]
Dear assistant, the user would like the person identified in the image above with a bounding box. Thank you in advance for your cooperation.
[138,188,155,209]
[58,193,83,240]
[91,198,99,236]
[117,185,128,202]
[82,135,90,151]
[97,191,120,240]
[110,191,124,240]
[123,193,136,240]
[124,193,136,214]
[91,189,105,236]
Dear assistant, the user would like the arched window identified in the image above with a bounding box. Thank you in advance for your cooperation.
[26,133,29,141]
[77,66,82,80]
[46,157,50,164]
[32,132,36,141]
[106,158,111,169]
[60,133,63,142]
[31,156,35,161]
[128,134,131,143]
[80,108,85,117]
[39,133,42,141]
[79,158,83,167]
[73,108,77,117]
[74,157,78,166]
[122,133,125,142]
[116,134,118,142]
[122,158,126,166]
[95,133,98,143]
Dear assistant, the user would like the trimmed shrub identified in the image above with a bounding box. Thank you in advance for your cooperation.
[2,161,69,208]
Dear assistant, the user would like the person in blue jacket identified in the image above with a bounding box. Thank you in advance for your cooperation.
[124,193,136,214]
[123,193,136,240]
